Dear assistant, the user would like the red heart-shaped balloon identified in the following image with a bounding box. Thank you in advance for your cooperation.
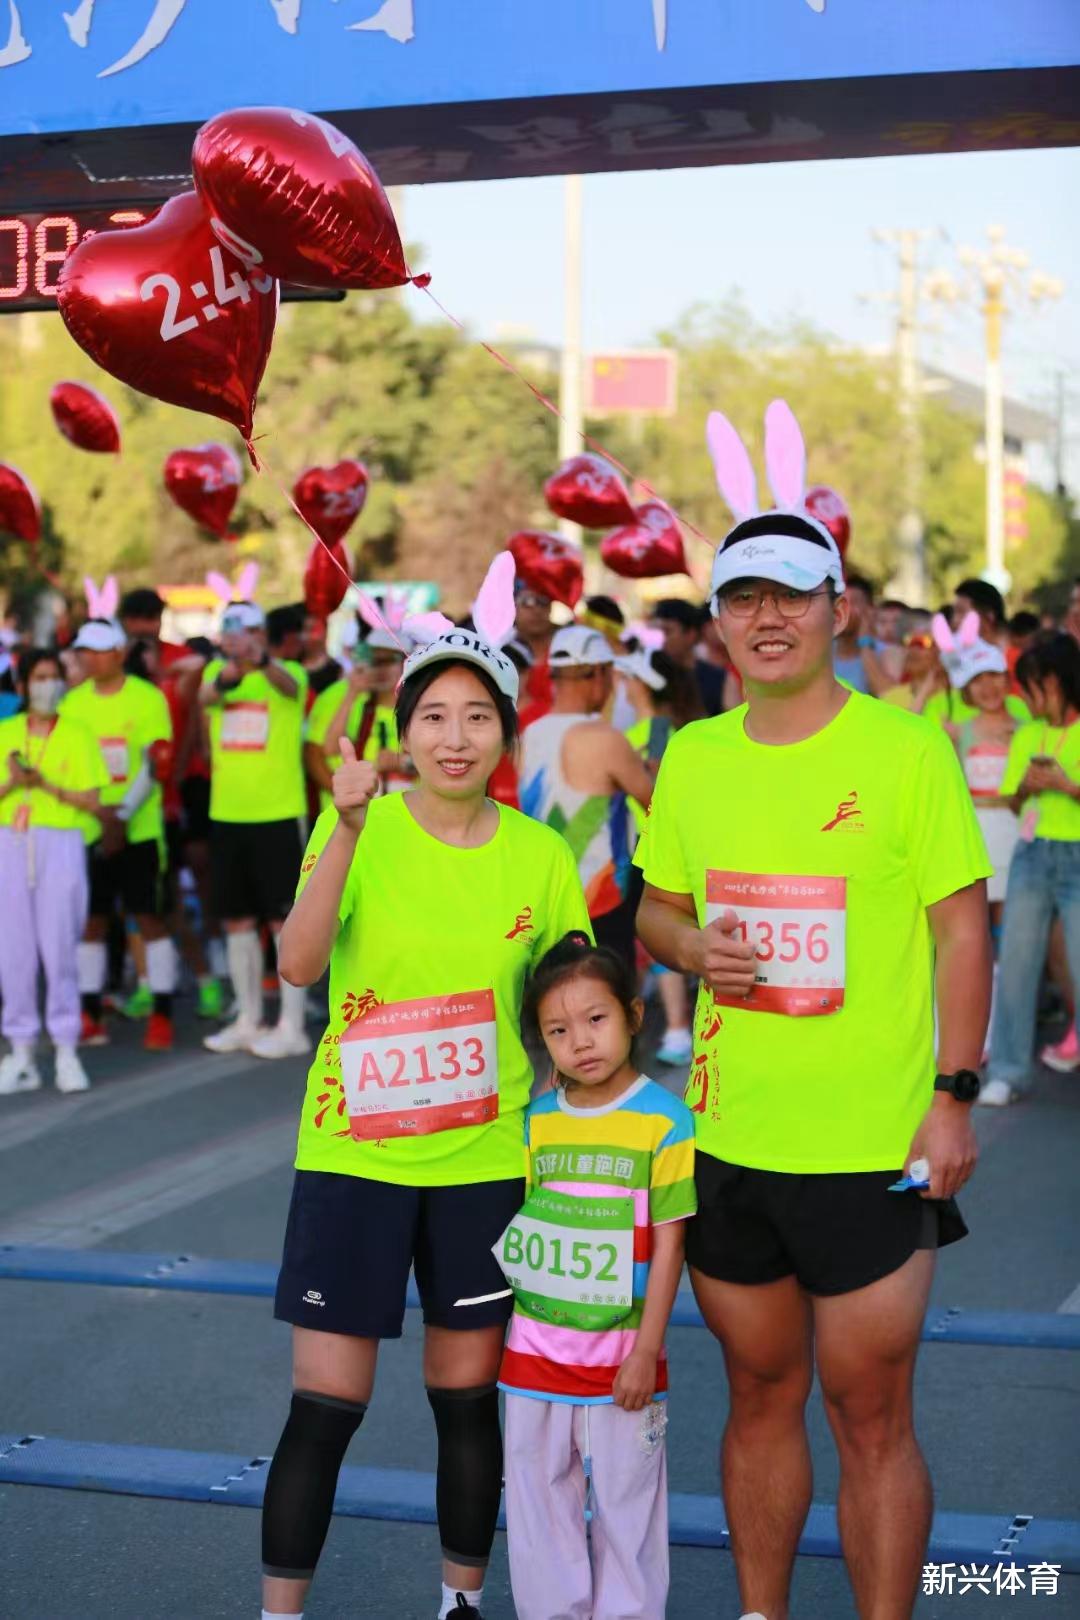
[804,485,851,558]
[49,381,121,454]
[293,460,370,547]
[544,453,636,530]
[193,107,409,291]
[600,501,689,580]
[57,191,277,445]
[0,463,40,543]
[304,538,352,620]
[507,531,584,610]
[164,443,243,540]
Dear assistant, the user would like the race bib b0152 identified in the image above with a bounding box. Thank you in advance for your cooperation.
[494,1187,636,1332]
[706,869,846,1016]
[340,989,499,1140]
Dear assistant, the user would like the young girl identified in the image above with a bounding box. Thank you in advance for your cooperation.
[950,642,1020,922]
[496,933,697,1620]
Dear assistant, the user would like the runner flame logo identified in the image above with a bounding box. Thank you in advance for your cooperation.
[821,791,862,832]
[506,905,535,942]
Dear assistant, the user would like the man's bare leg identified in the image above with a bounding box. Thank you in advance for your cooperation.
[692,1269,813,1620]
[814,1249,935,1620]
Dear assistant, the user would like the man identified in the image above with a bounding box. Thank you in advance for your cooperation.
[62,619,178,1052]
[199,602,310,1060]
[636,509,991,1620]
[873,596,909,685]
[954,577,1008,649]
[831,573,889,696]
[649,597,722,716]
[300,608,343,698]
[266,603,306,671]
[304,626,406,811]
[519,625,653,962]
[508,581,555,720]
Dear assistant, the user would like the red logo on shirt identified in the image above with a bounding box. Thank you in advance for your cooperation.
[506,905,535,942]
[821,791,863,832]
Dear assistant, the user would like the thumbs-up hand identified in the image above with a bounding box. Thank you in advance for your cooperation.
[334,735,380,832]
[695,907,758,1000]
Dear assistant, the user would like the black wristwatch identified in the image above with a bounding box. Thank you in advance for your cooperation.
[258,651,271,669]
[934,1070,981,1103]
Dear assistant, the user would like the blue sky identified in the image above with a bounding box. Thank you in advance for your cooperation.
[402,145,1079,485]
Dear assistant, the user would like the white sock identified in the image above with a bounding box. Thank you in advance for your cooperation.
[55,1044,77,1059]
[226,930,263,1028]
[278,978,307,1035]
[76,941,107,994]
[11,1042,34,1061]
[145,936,178,994]
[261,1611,303,1619]
[440,1583,483,1617]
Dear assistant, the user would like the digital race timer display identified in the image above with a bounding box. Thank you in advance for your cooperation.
[0,206,157,312]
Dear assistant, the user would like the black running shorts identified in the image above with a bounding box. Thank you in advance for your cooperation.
[274,1169,526,1338]
[210,817,303,922]
[87,838,165,919]
[687,1150,967,1296]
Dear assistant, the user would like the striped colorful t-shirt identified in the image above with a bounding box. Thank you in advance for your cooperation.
[497,1075,697,1404]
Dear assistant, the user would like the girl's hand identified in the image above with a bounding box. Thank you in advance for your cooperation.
[612,1347,659,1411]
[1025,759,1074,797]
[333,735,379,832]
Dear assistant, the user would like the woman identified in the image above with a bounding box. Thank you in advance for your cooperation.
[262,624,590,1620]
[881,618,949,712]
[618,643,699,1066]
[982,634,1080,1105]
[0,649,106,1094]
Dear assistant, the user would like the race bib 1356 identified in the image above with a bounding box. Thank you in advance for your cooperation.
[706,869,846,1016]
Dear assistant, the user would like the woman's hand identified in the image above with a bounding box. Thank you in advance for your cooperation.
[334,736,380,832]
[1024,759,1075,797]
[612,1347,659,1411]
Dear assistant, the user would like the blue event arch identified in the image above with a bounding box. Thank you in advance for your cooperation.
[0,0,1076,205]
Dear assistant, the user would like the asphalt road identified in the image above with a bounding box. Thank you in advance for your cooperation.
[0,996,1077,1620]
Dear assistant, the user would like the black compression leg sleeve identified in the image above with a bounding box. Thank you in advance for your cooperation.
[426,1383,503,1567]
[261,1390,366,1577]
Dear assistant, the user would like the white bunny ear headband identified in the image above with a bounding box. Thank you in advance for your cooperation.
[705,399,845,606]
[73,576,125,651]
[358,552,520,701]
[932,610,1001,688]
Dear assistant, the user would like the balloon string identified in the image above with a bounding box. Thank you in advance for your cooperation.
[418,283,712,547]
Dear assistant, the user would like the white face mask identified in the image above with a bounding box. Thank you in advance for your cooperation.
[28,678,64,716]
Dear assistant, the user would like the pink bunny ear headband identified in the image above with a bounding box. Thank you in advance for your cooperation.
[83,574,119,620]
[932,610,985,684]
[359,552,521,701]
[73,576,125,650]
[705,399,845,606]
[206,562,259,606]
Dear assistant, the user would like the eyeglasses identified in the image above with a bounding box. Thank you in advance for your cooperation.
[715,585,832,620]
[903,633,934,650]
[516,593,550,610]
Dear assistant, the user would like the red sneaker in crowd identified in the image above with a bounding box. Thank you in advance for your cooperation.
[80,1011,109,1047]
[143,1013,174,1053]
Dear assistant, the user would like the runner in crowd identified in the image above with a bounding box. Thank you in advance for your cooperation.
[508,579,555,719]
[520,625,654,965]
[648,597,718,717]
[880,613,949,713]
[199,601,310,1060]
[618,639,699,1065]
[873,595,909,683]
[303,626,404,812]
[0,648,106,1094]
[265,603,306,670]
[259,577,590,1620]
[62,618,178,1054]
[831,572,889,696]
[636,401,991,1620]
[981,633,1080,1104]
[300,609,343,698]
[498,932,696,1620]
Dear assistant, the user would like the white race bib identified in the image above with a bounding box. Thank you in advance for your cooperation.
[99,736,129,784]
[706,869,846,1016]
[494,1188,635,1330]
[220,701,269,752]
[339,989,499,1140]
[964,744,1008,799]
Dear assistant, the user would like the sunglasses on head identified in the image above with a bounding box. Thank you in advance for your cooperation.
[904,633,934,650]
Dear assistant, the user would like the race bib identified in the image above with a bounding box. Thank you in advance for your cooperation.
[965,744,1008,799]
[220,702,269,752]
[706,869,846,1016]
[494,1187,635,1332]
[339,989,499,1140]
[100,736,129,784]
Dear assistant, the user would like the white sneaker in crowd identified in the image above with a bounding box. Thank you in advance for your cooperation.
[0,1047,42,1095]
[203,1020,264,1054]
[976,1078,1014,1107]
[54,1046,91,1093]
[250,1025,313,1061]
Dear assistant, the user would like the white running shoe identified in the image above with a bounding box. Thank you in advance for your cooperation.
[0,1048,42,1095]
[249,1025,313,1061]
[203,1019,263,1054]
[54,1046,91,1093]
[976,1078,1014,1107]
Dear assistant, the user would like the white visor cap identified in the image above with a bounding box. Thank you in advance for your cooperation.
[73,619,125,652]
[710,513,845,606]
[220,602,266,634]
[614,649,667,692]
[401,628,520,703]
[549,625,616,669]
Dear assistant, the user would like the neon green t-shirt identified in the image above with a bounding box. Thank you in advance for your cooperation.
[305,680,399,811]
[293,794,591,1187]
[924,690,1030,728]
[0,713,108,838]
[1000,720,1080,841]
[202,660,308,824]
[635,693,992,1174]
[59,676,171,846]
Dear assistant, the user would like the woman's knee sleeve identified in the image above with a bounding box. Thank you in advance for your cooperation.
[261,1390,366,1577]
